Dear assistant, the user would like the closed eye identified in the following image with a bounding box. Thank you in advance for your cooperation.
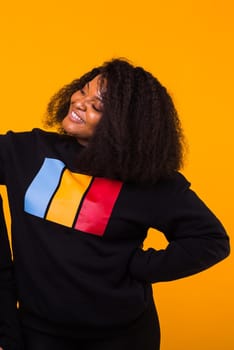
[92,104,103,112]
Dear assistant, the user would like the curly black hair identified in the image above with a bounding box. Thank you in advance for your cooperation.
[44,58,185,184]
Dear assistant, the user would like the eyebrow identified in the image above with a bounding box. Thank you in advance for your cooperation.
[86,81,103,102]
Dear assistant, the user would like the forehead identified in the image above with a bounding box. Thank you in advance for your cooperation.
[87,74,106,96]
[88,75,102,89]
[71,75,106,101]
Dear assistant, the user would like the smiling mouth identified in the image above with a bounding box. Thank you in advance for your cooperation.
[70,111,85,123]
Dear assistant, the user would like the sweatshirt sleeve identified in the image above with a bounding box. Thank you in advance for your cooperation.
[129,175,230,283]
[0,196,23,350]
[0,135,6,184]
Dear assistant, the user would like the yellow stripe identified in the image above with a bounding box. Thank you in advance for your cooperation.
[46,170,92,227]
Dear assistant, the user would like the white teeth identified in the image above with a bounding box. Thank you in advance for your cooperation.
[71,111,83,122]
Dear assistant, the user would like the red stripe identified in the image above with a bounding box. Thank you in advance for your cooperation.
[74,178,123,236]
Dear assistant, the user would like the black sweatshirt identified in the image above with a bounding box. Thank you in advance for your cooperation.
[0,129,230,349]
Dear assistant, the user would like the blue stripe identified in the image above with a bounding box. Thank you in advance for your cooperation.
[24,158,65,218]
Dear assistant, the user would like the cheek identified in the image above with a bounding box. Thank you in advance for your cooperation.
[89,113,102,128]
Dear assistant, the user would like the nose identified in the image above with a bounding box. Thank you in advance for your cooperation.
[74,97,87,111]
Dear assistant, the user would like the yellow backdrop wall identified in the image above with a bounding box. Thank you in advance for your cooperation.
[0,0,233,349]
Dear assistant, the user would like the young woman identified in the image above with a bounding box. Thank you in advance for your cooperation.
[0,58,230,350]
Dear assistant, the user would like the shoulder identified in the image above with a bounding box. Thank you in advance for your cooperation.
[142,172,191,199]
[159,172,191,191]
[121,172,191,213]
[123,172,191,200]
[2,128,59,141]
[0,129,81,163]
[0,128,77,146]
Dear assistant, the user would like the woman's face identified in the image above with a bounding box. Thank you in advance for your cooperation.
[62,75,105,146]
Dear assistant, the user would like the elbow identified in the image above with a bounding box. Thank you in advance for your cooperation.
[219,236,230,260]
[207,235,230,266]
[192,235,231,272]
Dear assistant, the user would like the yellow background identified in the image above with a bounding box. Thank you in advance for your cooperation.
[0,0,233,349]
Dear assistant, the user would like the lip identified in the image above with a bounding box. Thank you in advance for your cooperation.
[69,110,85,124]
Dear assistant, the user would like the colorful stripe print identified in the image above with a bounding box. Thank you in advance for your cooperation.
[24,158,123,236]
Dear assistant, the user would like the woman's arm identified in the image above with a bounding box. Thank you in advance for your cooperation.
[0,196,23,350]
[129,177,230,283]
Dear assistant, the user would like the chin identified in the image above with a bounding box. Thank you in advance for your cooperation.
[62,119,76,135]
